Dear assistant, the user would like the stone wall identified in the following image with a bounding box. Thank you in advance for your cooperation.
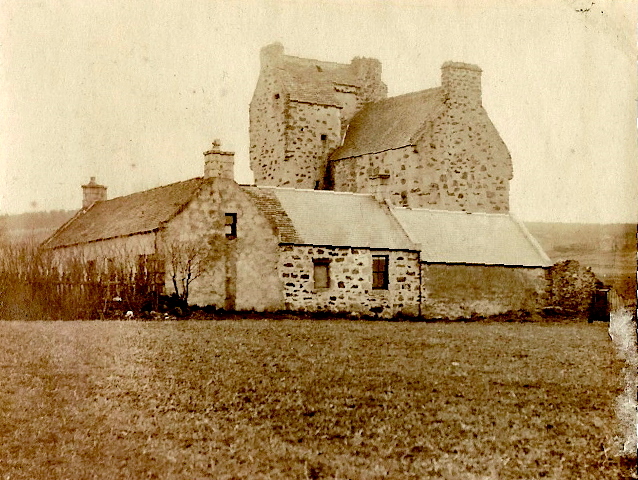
[282,102,342,189]
[420,264,549,319]
[330,66,512,213]
[249,67,287,187]
[330,147,422,207]
[249,45,388,190]
[280,245,420,318]
[163,178,283,311]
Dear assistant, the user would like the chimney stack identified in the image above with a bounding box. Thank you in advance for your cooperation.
[441,61,482,107]
[204,140,235,180]
[82,177,107,209]
[260,42,284,68]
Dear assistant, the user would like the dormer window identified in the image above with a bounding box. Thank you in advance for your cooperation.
[225,213,237,238]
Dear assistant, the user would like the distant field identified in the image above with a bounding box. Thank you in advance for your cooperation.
[0,320,632,480]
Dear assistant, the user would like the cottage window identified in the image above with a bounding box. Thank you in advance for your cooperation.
[225,213,237,238]
[372,255,389,290]
[313,259,330,289]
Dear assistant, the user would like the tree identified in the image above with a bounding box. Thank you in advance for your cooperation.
[164,237,223,305]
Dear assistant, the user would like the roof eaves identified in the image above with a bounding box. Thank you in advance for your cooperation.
[289,97,343,108]
[50,228,160,250]
[41,203,97,250]
[510,215,554,267]
[278,241,420,252]
[422,260,549,268]
[330,144,414,161]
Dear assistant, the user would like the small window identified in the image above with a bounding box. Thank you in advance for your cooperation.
[274,93,280,100]
[372,255,389,290]
[313,259,330,289]
[320,134,327,141]
[225,213,237,238]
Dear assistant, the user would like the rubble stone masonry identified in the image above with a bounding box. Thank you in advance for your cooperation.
[280,245,420,318]
[330,62,512,213]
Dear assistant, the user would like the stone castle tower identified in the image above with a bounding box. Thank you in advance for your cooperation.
[249,44,513,214]
[249,43,387,189]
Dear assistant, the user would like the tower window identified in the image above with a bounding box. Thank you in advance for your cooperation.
[225,213,237,238]
[320,134,327,141]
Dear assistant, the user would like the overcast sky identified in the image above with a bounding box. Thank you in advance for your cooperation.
[1,0,636,223]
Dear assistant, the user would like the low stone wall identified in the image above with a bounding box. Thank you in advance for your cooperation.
[280,245,420,318]
[420,263,549,319]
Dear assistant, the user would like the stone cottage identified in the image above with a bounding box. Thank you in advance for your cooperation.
[42,44,552,319]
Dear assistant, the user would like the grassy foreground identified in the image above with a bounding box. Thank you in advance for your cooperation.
[0,320,632,479]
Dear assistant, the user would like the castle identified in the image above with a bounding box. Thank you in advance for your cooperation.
[42,44,551,319]
[250,43,511,213]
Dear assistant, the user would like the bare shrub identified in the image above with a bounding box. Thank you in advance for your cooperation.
[164,237,223,305]
[0,241,161,320]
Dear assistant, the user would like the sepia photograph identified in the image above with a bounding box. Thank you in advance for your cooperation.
[0,0,636,478]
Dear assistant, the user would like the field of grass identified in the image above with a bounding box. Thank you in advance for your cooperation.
[0,319,633,479]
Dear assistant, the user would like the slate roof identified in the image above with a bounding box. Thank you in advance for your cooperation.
[44,178,206,248]
[244,186,415,250]
[277,55,360,107]
[240,186,303,244]
[330,88,444,160]
[44,179,550,269]
[390,207,552,267]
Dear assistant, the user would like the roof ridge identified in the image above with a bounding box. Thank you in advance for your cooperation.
[375,87,441,105]
[253,185,374,197]
[104,177,204,204]
[390,206,511,217]
[280,54,351,70]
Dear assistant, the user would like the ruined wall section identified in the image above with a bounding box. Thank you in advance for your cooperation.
[162,178,283,311]
[420,264,548,319]
[280,245,420,318]
[249,70,288,187]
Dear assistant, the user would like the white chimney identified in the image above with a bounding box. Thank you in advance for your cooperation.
[204,140,235,180]
[81,177,107,209]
